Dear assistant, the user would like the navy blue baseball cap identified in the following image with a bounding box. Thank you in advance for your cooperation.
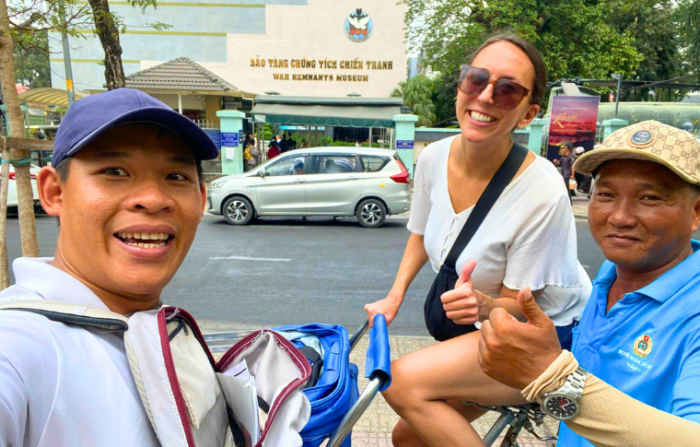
[52,88,219,166]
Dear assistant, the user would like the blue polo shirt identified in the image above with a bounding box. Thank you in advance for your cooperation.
[558,240,700,446]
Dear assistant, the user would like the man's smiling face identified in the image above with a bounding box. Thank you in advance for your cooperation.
[38,123,206,311]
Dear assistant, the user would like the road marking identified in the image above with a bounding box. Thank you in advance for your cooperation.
[209,256,292,262]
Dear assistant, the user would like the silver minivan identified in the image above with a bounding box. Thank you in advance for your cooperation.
[207,147,411,228]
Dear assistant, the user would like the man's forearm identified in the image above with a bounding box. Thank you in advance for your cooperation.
[522,351,700,447]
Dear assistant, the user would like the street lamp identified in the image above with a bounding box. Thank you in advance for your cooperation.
[264,90,281,96]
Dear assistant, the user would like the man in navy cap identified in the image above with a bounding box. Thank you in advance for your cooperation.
[0,89,219,446]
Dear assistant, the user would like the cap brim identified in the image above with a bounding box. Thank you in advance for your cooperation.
[574,148,700,185]
[65,107,220,161]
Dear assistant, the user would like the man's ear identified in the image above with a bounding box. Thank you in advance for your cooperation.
[199,182,207,222]
[690,186,700,234]
[37,167,64,217]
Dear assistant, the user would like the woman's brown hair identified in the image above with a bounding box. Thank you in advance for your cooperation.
[467,33,548,106]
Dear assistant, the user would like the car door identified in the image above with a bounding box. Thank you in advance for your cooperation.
[304,154,362,215]
[254,154,308,215]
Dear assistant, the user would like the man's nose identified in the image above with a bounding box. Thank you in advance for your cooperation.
[607,199,637,228]
[124,182,175,213]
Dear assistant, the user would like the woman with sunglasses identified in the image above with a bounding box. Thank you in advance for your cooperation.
[364,34,590,446]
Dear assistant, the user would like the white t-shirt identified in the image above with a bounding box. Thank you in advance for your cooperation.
[408,136,590,326]
[0,258,159,447]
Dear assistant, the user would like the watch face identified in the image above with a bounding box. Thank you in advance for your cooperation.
[544,395,579,420]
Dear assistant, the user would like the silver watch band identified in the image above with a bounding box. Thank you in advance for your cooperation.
[558,366,587,401]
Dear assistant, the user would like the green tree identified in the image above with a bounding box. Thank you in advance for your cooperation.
[391,74,437,126]
[403,0,644,112]
[604,0,684,102]
[679,0,700,71]
[13,30,50,88]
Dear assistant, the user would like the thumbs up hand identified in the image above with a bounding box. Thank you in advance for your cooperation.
[477,287,563,390]
[440,260,491,325]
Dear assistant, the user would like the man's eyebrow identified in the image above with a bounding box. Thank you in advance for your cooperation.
[94,150,130,160]
[169,156,196,166]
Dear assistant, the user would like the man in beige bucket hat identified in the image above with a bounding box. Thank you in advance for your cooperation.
[475,120,700,446]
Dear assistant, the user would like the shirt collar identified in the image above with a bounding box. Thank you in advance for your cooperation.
[13,257,110,310]
[636,240,700,303]
[592,240,700,304]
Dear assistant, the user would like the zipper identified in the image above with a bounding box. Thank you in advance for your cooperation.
[168,316,190,341]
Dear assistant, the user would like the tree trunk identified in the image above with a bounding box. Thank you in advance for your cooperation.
[88,0,126,90]
[0,0,40,269]
[0,133,10,289]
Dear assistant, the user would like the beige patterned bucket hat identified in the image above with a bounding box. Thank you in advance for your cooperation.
[574,120,700,185]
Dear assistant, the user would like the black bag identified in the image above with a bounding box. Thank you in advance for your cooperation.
[424,143,529,341]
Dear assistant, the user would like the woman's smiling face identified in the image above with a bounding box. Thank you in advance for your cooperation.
[456,41,540,147]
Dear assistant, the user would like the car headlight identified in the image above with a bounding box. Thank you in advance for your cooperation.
[209,178,228,190]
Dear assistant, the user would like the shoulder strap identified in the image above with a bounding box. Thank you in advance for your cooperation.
[444,142,529,269]
[0,300,129,331]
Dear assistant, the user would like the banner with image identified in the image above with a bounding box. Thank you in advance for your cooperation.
[546,96,600,161]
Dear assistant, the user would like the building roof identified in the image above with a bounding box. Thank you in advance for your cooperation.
[125,57,255,98]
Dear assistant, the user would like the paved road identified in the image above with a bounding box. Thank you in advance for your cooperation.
[7,212,618,336]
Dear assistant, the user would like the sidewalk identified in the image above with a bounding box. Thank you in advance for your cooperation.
[571,196,589,219]
[198,321,559,446]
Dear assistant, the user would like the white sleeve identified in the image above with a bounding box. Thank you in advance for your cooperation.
[406,151,432,235]
[0,346,28,447]
[503,191,581,292]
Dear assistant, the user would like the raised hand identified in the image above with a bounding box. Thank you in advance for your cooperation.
[440,259,488,325]
[478,287,562,389]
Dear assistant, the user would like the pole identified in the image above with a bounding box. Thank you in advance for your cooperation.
[612,74,622,119]
[58,1,75,106]
[178,94,183,114]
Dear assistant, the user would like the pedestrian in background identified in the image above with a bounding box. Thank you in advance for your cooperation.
[245,142,258,171]
[554,141,576,202]
[280,133,292,153]
[267,140,281,160]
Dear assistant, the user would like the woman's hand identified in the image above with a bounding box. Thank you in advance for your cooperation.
[440,260,493,325]
[365,292,403,326]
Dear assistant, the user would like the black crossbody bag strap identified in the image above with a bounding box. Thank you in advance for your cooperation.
[443,142,529,270]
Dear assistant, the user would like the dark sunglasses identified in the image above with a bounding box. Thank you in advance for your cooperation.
[458,64,532,110]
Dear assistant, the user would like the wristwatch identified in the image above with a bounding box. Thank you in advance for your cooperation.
[542,366,587,420]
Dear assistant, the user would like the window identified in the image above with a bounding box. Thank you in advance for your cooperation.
[266,156,306,176]
[308,155,358,174]
[361,155,390,172]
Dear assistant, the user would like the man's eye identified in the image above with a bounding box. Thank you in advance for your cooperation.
[104,168,128,176]
[167,173,190,181]
[641,195,661,201]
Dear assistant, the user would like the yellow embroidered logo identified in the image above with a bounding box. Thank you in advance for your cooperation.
[633,334,653,358]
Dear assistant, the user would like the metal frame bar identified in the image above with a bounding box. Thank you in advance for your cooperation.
[482,412,516,446]
[327,377,383,447]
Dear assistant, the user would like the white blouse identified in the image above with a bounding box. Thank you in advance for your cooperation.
[408,136,590,326]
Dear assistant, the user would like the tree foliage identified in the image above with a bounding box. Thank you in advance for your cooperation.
[13,30,49,88]
[391,74,437,126]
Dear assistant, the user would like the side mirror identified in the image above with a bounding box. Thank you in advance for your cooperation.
[258,169,266,177]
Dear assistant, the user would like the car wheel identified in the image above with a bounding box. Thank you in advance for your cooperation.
[356,199,386,228]
[223,196,254,226]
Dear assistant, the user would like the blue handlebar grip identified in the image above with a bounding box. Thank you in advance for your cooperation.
[365,314,392,391]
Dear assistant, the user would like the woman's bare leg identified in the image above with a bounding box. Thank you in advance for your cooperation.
[392,401,487,447]
[382,332,527,447]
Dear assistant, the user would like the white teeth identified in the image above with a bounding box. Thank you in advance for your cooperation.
[117,232,170,241]
[471,111,495,123]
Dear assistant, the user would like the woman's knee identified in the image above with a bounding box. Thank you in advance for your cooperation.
[382,357,423,410]
[392,419,427,447]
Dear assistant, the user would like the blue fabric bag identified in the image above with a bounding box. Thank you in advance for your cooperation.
[274,323,358,447]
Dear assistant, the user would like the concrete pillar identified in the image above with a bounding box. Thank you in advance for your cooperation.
[217,110,245,175]
[526,118,547,155]
[393,114,419,176]
[602,119,629,139]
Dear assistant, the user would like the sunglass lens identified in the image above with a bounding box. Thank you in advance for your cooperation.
[493,80,526,110]
[460,67,489,95]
